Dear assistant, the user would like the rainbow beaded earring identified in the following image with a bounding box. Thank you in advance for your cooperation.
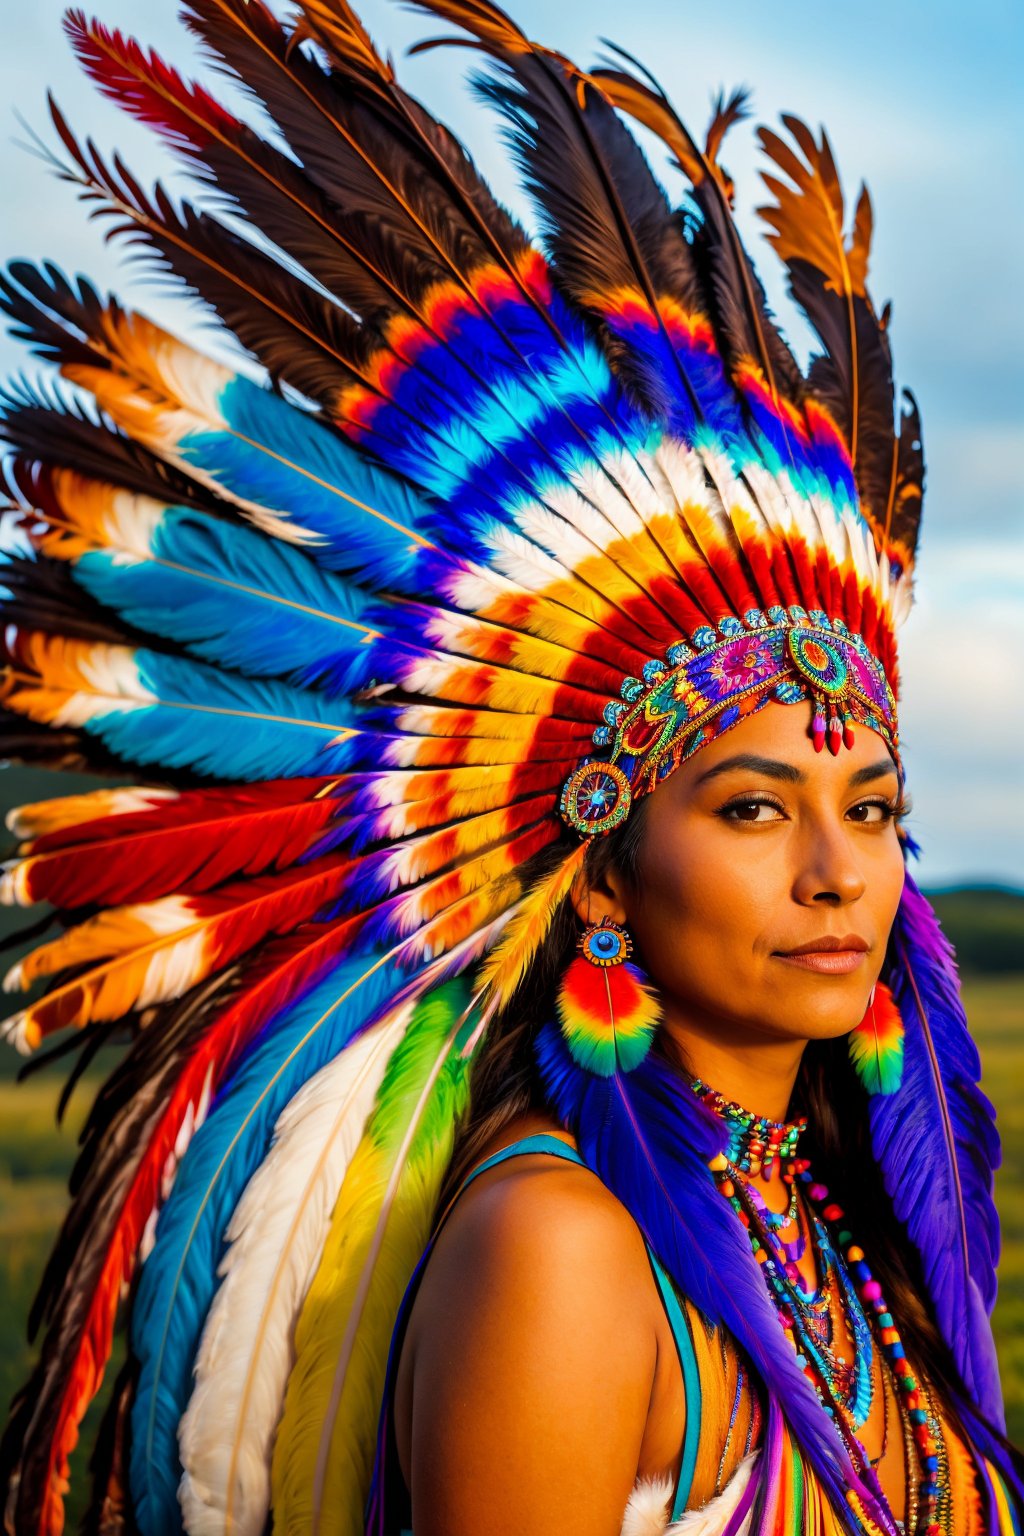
[555,919,660,1077]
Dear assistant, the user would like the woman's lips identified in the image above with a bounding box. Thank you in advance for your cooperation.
[773,950,868,974]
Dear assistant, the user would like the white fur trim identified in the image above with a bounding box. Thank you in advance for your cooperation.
[620,1450,758,1536]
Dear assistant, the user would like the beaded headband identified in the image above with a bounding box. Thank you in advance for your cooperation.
[559,605,900,838]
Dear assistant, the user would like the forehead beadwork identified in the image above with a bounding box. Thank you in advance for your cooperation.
[558,610,900,839]
[786,627,851,696]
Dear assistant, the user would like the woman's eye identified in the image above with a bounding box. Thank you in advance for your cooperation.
[847,800,897,824]
[721,798,784,823]
[719,797,903,825]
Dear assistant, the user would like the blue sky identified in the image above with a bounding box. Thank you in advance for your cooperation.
[1,0,1021,886]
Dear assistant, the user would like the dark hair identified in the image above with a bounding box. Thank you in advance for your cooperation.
[437,801,649,1204]
[436,796,977,1439]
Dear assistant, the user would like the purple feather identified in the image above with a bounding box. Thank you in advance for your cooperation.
[874,869,1004,1426]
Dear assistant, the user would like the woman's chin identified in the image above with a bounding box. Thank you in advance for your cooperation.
[765,966,874,1040]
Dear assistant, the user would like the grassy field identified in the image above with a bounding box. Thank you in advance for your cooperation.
[0,975,1021,1524]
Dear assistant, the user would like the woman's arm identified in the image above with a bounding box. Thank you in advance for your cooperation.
[402,1161,663,1536]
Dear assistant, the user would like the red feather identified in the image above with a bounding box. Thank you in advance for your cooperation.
[64,10,236,154]
[8,780,345,907]
[8,854,355,1045]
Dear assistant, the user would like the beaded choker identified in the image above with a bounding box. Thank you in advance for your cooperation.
[687,1076,807,1180]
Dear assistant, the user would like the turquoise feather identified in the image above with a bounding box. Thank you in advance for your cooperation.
[128,946,422,1536]
[67,644,359,781]
[68,502,381,696]
[180,377,431,586]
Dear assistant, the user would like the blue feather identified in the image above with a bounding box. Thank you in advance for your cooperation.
[180,376,430,586]
[128,947,421,1536]
[70,504,381,696]
[73,645,361,780]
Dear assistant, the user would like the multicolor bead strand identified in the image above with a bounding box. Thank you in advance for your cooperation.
[801,1172,948,1536]
[709,1145,950,1535]
[688,1077,807,1179]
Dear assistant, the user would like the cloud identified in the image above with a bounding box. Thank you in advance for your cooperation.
[897,546,1024,885]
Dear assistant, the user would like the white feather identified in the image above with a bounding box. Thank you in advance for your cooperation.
[511,493,607,572]
[177,1004,414,1536]
[620,1451,758,1536]
[45,642,156,728]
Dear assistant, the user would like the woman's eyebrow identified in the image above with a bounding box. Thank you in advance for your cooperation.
[695,753,899,787]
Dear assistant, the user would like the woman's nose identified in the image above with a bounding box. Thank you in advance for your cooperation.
[791,821,867,906]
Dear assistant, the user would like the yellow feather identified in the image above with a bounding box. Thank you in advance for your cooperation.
[4,784,177,844]
[476,839,587,1011]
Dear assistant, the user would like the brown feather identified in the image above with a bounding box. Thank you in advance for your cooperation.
[594,58,806,425]
[407,0,710,422]
[757,115,908,542]
[81,1359,141,1536]
[0,966,240,1531]
[0,377,219,512]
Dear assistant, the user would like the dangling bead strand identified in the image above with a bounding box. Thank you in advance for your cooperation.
[696,1075,949,1535]
[713,1149,875,1432]
[803,1172,948,1536]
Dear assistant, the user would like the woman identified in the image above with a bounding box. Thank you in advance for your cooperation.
[376,699,918,1532]
[0,1,1017,1534]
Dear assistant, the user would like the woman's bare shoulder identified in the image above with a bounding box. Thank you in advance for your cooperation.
[398,1112,661,1532]
[431,1110,652,1281]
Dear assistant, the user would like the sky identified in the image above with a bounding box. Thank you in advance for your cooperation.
[0,0,1022,887]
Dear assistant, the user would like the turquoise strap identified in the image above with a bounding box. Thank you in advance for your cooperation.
[455,1131,587,1194]
[646,1249,701,1519]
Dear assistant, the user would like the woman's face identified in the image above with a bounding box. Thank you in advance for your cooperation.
[585,701,907,1049]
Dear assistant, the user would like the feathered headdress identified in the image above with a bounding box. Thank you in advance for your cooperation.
[0,1,1008,1532]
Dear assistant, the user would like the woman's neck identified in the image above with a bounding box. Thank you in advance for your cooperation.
[659,1004,807,1124]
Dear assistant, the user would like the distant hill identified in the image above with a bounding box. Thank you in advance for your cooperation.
[922,885,1024,975]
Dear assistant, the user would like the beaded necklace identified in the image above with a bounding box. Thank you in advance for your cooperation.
[689,1077,950,1536]
[689,1077,806,1178]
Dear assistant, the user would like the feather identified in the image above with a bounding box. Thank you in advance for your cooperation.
[756,117,922,565]
[0,263,433,579]
[0,627,359,790]
[0,376,221,511]
[271,979,477,1536]
[4,918,384,1536]
[872,870,1003,1424]
[178,1000,414,1536]
[475,838,586,1009]
[846,979,904,1096]
[128,948,421,1536]
[82,1359,140,1536]
[621,1449,758,1535]
[0,968,237,1536]
[1,778,343,910]
[10,467,384,697]
[592,60,807,453]
[64,4,689,606]
[1,854,351,1051]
